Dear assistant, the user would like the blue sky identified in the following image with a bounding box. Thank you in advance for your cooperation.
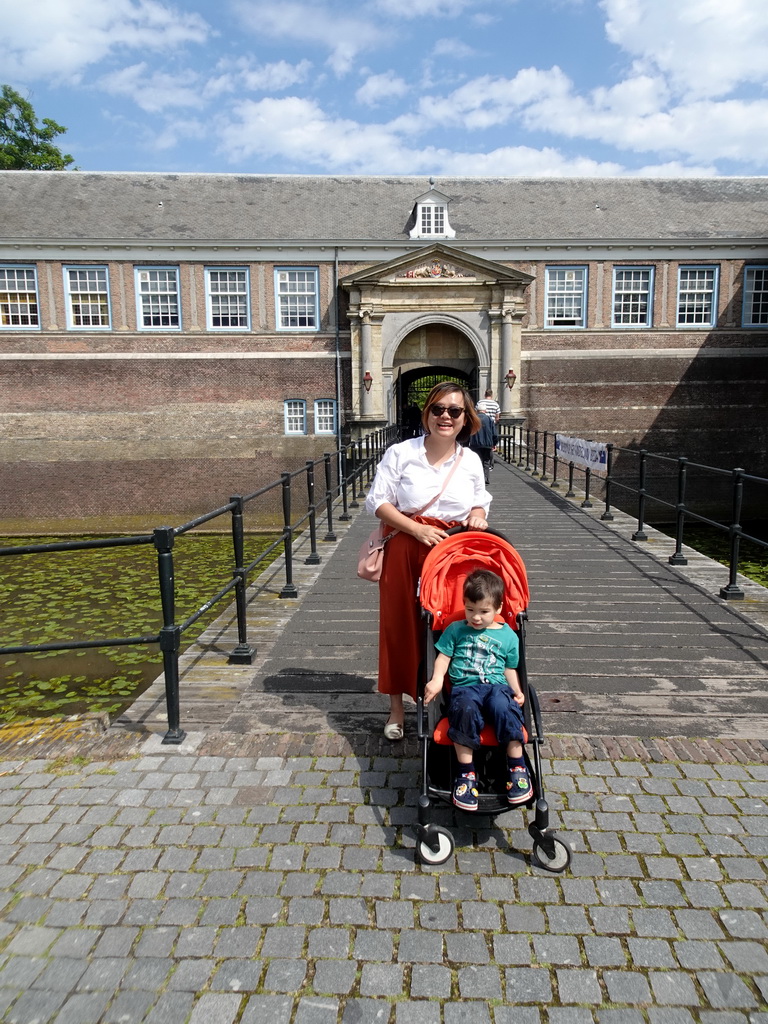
[3,0,768,176]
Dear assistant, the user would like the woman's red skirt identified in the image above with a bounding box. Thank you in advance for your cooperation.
[377,516,458,699]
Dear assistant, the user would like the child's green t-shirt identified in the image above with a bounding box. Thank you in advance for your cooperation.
[435,620,519,687]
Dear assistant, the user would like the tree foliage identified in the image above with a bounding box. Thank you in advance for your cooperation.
[0,85,75,170]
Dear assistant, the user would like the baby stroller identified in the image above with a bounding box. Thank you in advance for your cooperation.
[413,526,572,872]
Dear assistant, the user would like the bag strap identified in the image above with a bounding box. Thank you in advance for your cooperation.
[414,444,463,516]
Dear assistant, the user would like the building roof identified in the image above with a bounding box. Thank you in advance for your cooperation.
[2,172,767,245]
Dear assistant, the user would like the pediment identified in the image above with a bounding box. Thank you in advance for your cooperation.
[340,244,534,287]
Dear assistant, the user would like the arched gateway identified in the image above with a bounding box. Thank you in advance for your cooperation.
[341,243,533,436]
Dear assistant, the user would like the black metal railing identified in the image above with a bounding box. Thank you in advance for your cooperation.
[0,425,397,744]
[498,423,768,603]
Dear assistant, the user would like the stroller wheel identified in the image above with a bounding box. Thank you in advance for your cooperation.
[532,837,572,873]
[415,825,454,866]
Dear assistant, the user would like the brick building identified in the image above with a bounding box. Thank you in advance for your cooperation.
[1,172,766,523]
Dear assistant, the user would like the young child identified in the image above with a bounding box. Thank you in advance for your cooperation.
[424,568,531,810]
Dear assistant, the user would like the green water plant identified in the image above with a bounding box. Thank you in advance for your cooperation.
[0,533,279,723]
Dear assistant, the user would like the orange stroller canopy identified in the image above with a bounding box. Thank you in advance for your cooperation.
[419,530,529,630]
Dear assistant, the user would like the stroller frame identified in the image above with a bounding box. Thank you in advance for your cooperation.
[412,528,571,872]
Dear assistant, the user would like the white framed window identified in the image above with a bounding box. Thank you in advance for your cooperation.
[275,268,318,330]
[545,267,587,328]
[284,399,307,435]
[206,268,250,330]
[612,267,654,327]
[742,266,768,327]
[64,266,111,329]
[0,265,39,329]
[409,188,456,239]
[676,266,718,327]
[314,399,337,435]
[135,267,181,330]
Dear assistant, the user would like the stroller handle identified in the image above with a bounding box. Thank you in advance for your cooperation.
[445,523,509,541]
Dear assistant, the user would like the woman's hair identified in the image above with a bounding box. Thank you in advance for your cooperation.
[420,381,481,444]
[463,569,504,608]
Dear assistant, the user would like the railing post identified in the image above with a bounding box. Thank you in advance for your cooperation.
[228,496,256,664]
[339,448,351,521]
[323,452,337,542]
[565,461,575,497]
[349,443,359,508]
[720,469,746,600]
[600,443,614,520]
[581,467,593,508]
[632,449,648,541]
[304,463,321,565]
[524,427,531,471]
[540,432,549,482]
[365,436,372,485]
[668,457,688,565]
[279,473,298,598]
[531,430,540,477]
[517,425,526,468]
[153,526,186,744]
[550,437,560,489]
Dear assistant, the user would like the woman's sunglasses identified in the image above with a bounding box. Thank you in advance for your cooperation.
[429,403,465,420]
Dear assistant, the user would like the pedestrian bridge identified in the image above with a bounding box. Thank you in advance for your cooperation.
[117,457,768,745]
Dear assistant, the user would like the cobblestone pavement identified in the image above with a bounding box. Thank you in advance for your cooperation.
[0,731,766,1023]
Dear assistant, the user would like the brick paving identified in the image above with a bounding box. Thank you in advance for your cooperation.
[0,729,766,1023]
[1,461,767,1021]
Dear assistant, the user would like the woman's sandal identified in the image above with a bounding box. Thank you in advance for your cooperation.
[383,720,404,741]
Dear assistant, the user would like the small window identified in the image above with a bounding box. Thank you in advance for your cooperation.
[284,399,307,435]
[612,267,653,328]
[0,265,39,329]
[64,266,111,329]
[206,268,250,330]
[314,399,337,435]
[677,266,718,327]
[135,267,181,330]
[742,266,768,327]
[275,268,318,330]
[409,189,456,239]
[545,267,587,328]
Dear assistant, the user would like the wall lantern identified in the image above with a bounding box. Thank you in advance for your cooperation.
[363,371,374,393]
[505,368,517,390]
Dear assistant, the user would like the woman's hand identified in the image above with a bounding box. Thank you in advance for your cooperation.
[412,522,449,547]
[463,514,488,531]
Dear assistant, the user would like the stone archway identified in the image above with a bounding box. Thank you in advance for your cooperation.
[340,243,533,433]
[396,365,475,440]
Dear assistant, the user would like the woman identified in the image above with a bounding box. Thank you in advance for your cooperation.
[365,381,491,740]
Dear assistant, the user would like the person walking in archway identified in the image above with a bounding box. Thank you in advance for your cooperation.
[476,388,500,423]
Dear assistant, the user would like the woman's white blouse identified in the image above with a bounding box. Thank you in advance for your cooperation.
[365,437,492,520]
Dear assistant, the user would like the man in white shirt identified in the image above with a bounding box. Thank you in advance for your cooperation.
[476,389,500,423]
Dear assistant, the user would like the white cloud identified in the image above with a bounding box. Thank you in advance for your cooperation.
[417,67,572,129]
[216,94,692,176]
[432,38,476,58]
[99,64,204,113]
[2,0,209,82]
[240,60,313,92]
[233,1,388,75]
[600,0,768,99]
[373,0,476,16]
[356,71,409,107]
[411,60,768,167]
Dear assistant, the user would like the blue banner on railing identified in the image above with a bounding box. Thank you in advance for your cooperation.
[555,434,608,475]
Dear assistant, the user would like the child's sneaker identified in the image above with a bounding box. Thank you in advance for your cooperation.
[506,764,532,805]
[452,771,479,811]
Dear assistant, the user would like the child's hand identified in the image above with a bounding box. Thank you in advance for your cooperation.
[513,690,525,706]
[424,678,443,704]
